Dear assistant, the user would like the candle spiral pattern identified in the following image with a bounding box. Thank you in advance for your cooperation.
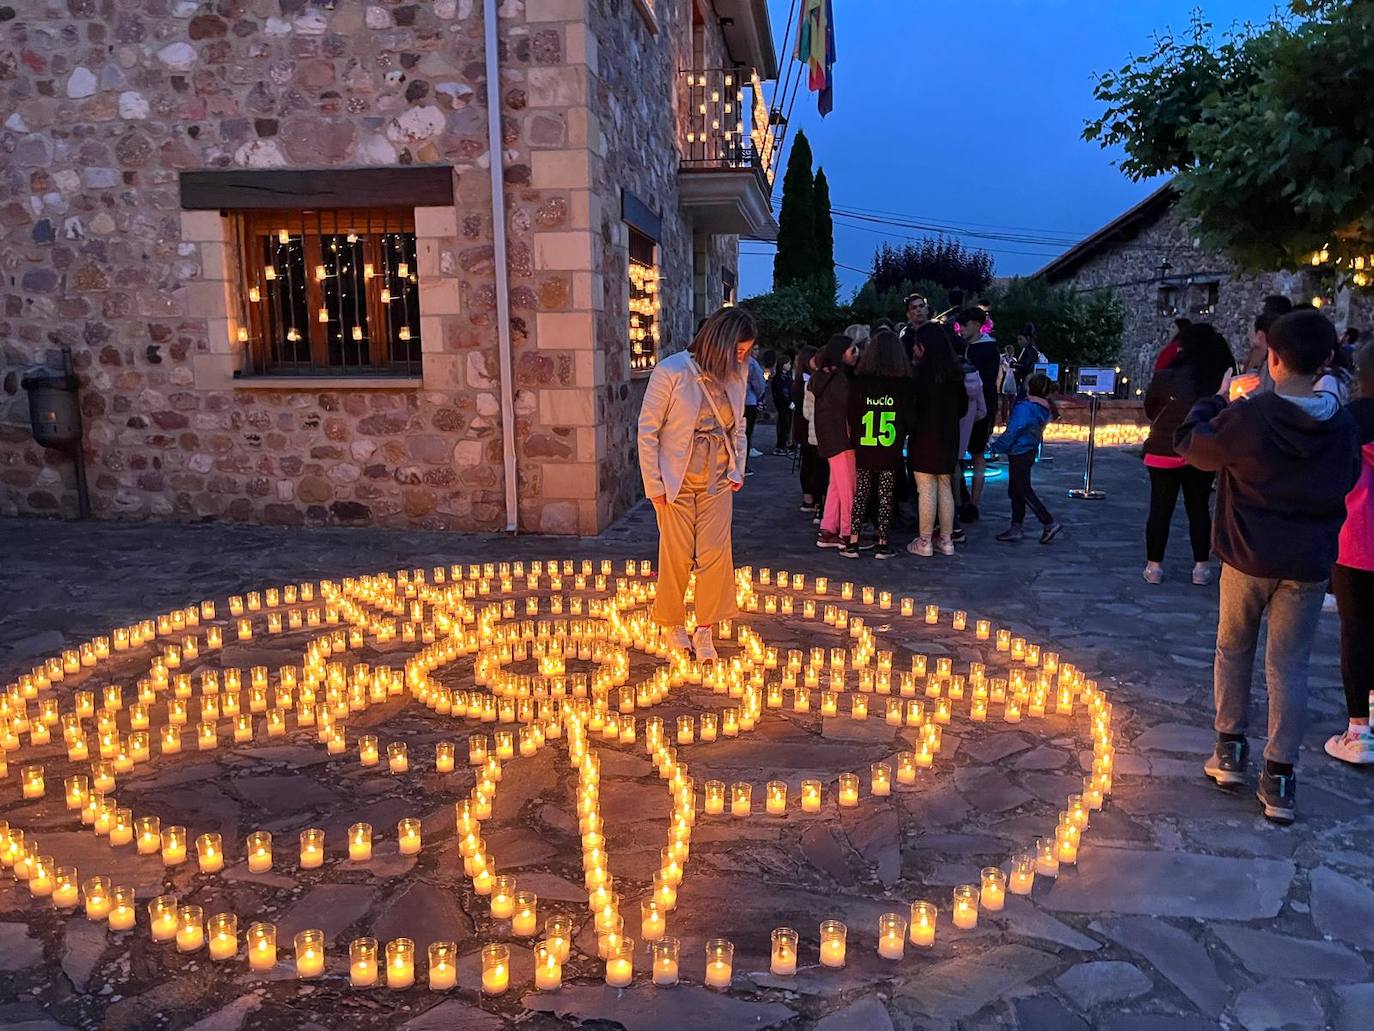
[0,558,1115,997]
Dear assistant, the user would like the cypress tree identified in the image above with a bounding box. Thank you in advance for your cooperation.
[772,131,816,289]
[812,166,836,297]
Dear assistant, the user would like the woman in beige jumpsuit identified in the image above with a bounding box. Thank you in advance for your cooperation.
[637,307,757,661]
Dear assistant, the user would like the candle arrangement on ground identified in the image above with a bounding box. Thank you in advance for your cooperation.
[0,556,1118,1003]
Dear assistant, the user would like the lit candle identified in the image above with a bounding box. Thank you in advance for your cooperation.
[52,867,80,909]
[704,780,725,815]
[765,780,787,815]
[397,818,421,856]
[770,927,798,976]
[605,937,634,987]
[349,823,373,862]
[208,913,237,960]
[910,901,936,947]
[83,876,111,921]
[21,765,44,799]
[197,832,224,873]
[952,885,979,929]
[640,898,665,941]
[246,830,272,873]
[1035,836,1060,877]
[546,915,572,963]
[819,920,847,967]
[730,782,752,817]
[177,905,205,952]
[300,828,324,869]
[535,940,563,991]
[351,936,379,987]
[161,826,187,866]
[359,735,379,766]
[652,936,680,987]
[435,742,455,773]
[149,895,178,942]
[838,773,859,808]
[428,940,457,990]
[388,742,409,773]
[871,762,891,797]
[703,937,733,989]
[481,943,510,994]
[878,912,906,960]
[490,876,516,919]
[109,886,136,931]
[512,891,538,937]
[801,779,821,813]
[248,922,277,971]
[386,937,416,989]
[980,867,1007,911]
[1010,852,1036,895]
[65,774,88,810]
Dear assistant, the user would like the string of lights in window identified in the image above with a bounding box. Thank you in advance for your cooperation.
[628,227,660,374]
[235,209,422,376]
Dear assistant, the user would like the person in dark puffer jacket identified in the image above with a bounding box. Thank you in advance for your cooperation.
[1176,310,1361,826]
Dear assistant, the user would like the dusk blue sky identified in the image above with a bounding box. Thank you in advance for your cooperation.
[739,0,1274,298]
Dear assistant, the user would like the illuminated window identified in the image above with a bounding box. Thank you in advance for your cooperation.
[628,226,660,373]
[1193,281,1220,316]
[236,209,421,376]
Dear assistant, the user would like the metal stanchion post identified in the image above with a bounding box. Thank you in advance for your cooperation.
[1067,394,1106,500]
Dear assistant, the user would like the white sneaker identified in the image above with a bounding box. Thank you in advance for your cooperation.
[1322,593,1339,613]
[667,626,691,654]
[1192,564,1213,586]
[906,536,933,557]
[1324,729,1374,765]
[748,448,764,458]
[935,535,955,556]
[692,626,717,663]
[1142,564,1163,585]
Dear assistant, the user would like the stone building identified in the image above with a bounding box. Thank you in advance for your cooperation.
[0,0,780,533]
[1037,183,1373,393]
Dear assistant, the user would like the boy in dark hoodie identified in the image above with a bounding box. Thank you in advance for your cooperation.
[988,373,1062,544]
[1176,310,1361,823]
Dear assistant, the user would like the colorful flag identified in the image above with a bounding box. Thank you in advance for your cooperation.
[794,0,836,117]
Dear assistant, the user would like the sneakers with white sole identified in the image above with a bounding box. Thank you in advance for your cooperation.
[692,625,717,663]
[1324,729,1374,765]
[1192,564,1214,586]
[667,626,692,654]
[906,536,933,557]
[935,535,955,556]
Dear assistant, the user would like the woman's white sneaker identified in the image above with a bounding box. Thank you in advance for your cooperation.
[692,626,718,663]
[1324,729,1374,765]
[667,626,692,653]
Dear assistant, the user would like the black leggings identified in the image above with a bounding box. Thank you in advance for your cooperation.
[1008,451,1052,526]
[775,408,792,451]
[1333,563,1374,719]
[1145,465,1214,563]
[799,442,827,501]
[745,404,759,452]
[851,469,896,542]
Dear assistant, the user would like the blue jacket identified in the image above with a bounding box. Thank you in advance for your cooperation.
[991,397,1052,456]
[746,357,767,406]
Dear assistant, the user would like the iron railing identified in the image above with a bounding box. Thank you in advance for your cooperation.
[678,68,780,187]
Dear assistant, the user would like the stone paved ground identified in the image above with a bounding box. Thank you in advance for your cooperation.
[1,442,1372,1031]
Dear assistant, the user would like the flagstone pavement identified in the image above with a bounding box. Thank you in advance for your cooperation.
[0,442,1371,1031]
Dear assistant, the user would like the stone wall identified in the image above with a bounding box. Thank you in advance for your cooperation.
[0,0,725,535]
[1050,203,1374,394]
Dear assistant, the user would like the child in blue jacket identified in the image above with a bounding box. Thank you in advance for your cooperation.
[989,372,1063,543]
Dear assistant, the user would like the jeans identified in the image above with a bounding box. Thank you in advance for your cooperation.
[1007,451,1052,526]
[1146,465,1214,563]
[914,471,954,540]
[1214,563,1326,764]
[821,450,857,538]
[1332,563,1374,719]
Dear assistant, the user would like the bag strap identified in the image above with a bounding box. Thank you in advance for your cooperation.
[687,357,738,462]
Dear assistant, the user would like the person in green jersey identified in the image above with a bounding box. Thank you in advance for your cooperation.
[842,329,916,560]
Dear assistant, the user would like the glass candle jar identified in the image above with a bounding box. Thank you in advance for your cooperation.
[109,886,137,931]
[703,780,725,815]
[481,943,510,995]
[208,912,237,960]
[83,876,111,921]
[730,782,752,817]
[248,922,277,971]
[1010,852,1036,895]
[385,938,415,989]
[877,912,906,960]
[490,876,517,919]
[512,891,538,937]
[704,938,733,989]
[819,919,847,968]
[952,884,980,929]
[350,936,378,987]
[52,866,80,909]
[196,832,224,874]
[546,915,572,963]
[149,895,178,942]
[910,901,937,947]
[358,735,379,766]
[176,905,205,952]
[980,867,1007,911]
[800,779,822,812]
[651,936,680,987]
[428,940,457,990]
[295,929,325,978]
[397,818,421,856]
[871,762,892,797]
[349,823,373,862]
[160,826,187,866]
[837,773,859,807]
[387,742,408,773]
[604,936,634,987]
[770,927,798,976]
[246,831,272,873]
[299,828,324,869]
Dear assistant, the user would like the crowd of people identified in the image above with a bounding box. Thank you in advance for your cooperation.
[1141,295,1373,822]
[637,294,1374,826]
[774,293,1061,561]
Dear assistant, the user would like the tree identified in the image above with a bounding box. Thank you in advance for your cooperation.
[1084,2,1374,282]
[812,167,837,299]
[848,278,950,326]
[981,278,1124,367]
[868,239,994,296]
[741,283,843,355]
[773,131,818,289]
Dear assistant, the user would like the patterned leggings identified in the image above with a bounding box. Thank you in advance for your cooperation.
[851,469,896,542]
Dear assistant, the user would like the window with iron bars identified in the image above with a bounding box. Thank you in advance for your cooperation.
[235,208,422,376]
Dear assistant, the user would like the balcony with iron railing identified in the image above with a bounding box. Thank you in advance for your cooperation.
[676,67,780,241]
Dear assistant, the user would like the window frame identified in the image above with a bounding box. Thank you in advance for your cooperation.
[235,208,422,378]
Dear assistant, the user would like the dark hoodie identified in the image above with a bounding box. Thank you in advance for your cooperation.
[1175,390,1360,581]
[807,366,852,459]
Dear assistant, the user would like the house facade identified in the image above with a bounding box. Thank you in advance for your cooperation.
[1038,184,1373,392]
[0,0,779,534]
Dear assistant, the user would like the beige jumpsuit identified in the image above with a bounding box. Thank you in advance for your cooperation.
[652,376,739,628]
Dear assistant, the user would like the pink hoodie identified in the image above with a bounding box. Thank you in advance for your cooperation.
[1338,439,1374,571]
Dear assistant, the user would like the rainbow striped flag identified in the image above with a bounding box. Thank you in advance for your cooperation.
[794,0,836,116]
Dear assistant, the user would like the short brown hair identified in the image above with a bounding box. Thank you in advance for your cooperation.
[855,329,910,378]
[689,306,757,380]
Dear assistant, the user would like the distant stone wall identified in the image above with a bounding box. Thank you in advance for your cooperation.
[1049,204,1374,395]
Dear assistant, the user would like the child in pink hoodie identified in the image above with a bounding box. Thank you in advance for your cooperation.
[1326,341,1374,764]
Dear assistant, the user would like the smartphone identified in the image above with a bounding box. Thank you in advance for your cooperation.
[1229,372,1261,401]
